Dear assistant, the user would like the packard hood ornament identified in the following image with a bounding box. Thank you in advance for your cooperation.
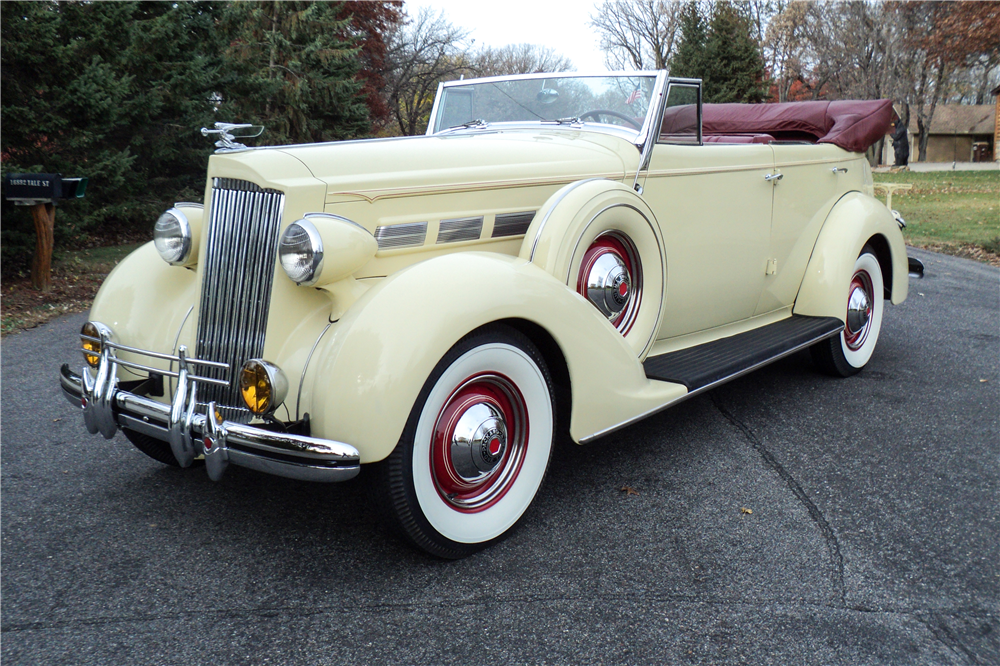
[200,122,265,152]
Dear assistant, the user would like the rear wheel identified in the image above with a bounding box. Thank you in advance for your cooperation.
[372,325,555,559]
[811,246,884,377]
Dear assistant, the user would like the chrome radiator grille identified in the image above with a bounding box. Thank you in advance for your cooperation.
[195,178,285,422]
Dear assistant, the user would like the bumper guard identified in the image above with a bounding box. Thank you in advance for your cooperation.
[59,341,360,483]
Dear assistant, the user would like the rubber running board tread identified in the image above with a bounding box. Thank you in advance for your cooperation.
[643,315,844,391]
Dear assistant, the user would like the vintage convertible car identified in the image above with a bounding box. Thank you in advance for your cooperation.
[60,71,910,558]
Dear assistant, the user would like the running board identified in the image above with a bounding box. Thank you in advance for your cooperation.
[643,315,844,393]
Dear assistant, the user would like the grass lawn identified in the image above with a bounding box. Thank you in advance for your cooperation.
[872,170,1000,256]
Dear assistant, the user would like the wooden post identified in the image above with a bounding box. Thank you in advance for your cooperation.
[29,202,55,292]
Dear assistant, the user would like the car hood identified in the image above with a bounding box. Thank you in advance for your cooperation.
[266,130,634,202]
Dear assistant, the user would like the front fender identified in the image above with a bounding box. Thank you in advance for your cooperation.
[89,242,199,376]
[793,192,908,320]
[303,252,675,464]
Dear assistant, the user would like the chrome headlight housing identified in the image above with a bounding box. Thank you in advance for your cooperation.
[80,321,113,368]
[278,219,324,286]
[153,208,193,265]
[239,359,289,416]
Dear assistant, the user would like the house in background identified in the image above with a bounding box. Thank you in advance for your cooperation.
[884,103,996,164]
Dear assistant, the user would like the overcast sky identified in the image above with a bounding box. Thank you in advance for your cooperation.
[405,0,610,73]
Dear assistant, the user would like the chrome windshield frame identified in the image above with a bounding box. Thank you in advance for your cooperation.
[426,70,670,152]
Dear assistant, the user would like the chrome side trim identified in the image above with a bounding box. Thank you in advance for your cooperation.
[375,221,427,249]
[578,323,843,443]
[437,216,484,244]
[492,211,535,238]
[169,305,195,397]
[528,178,606,262]
[296,321,333,421]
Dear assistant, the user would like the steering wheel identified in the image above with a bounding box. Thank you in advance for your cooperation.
[580,109,641,129]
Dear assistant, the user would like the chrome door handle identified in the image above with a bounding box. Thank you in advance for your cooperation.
[764,172,783,182]
[830,167,849,174]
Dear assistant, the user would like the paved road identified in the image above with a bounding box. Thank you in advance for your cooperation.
[2,248,997,665]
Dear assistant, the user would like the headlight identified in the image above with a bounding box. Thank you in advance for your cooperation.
[239,359,289,416]
[154,208,193,265]
[278,219,324,286]
[80,321,112,367]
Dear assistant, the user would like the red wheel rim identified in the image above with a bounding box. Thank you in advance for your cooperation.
[430,372,528,513]
[844,269,874,351]
[576,232,642,334]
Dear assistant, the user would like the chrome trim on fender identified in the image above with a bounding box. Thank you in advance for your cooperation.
[296,321,333,421]
[528,178,606,262]
[492,211,535,238]
[375,221,427,249]
[437,216,484,243]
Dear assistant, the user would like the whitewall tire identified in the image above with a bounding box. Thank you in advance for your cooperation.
[372,325,554,558]
[811,246,884,377]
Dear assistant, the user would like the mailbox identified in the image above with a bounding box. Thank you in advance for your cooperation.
[2,173,88,205]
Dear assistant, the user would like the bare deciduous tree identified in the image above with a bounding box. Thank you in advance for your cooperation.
[382,7,471,136]
[473,43,574,77]
[589,0,684,70]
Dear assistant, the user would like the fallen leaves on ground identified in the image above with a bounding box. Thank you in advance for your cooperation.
[620,486,639,496]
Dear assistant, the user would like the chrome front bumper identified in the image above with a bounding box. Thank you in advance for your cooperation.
[60,363,361,483]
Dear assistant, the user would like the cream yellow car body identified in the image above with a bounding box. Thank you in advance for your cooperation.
[68,72,910,555]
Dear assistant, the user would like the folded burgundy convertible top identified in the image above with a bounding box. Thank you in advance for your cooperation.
[661,99,895,153]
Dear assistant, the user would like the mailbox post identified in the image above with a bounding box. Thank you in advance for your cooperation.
[2,173,87,291]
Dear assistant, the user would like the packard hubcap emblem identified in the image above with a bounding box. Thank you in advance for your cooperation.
[612,272,630,306]
[450,402,508,479]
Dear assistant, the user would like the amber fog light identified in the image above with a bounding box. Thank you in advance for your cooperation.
[239,360,288,416]
[80,321,112,367]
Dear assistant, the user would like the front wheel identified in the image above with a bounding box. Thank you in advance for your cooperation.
[371,325,555,558]
[811,246,884,377]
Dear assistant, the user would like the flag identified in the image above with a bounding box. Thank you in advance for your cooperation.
[626,89,642,105]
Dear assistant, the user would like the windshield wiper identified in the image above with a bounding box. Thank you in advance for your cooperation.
[443,119,489,132]
[542,117,583,127]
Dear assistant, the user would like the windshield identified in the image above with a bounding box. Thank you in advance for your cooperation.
[430,74,658,134]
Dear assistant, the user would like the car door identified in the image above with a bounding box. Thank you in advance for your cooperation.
[754,143,849,316]
[639,82,775,340]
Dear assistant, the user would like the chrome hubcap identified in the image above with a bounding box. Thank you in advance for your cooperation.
[585,252,631,319]
[577,232,642,335]
[431,374,528,512]
[844,271,873,351]
[846,286,871,334]
[449,401,507,480]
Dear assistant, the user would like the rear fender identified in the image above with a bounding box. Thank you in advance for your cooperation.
[793,192,908,320]
[304,252,669,464]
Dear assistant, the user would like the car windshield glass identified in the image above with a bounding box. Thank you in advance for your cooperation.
[431,75,657,134]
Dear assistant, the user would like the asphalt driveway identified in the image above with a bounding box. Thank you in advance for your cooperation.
[2,247,997,665]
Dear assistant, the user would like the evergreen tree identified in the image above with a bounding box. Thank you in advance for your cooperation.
[1,1,225,275]
[667,1,769,104]
[220,1,370,145]
[669,3,709,82]
[704,2,769,103]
